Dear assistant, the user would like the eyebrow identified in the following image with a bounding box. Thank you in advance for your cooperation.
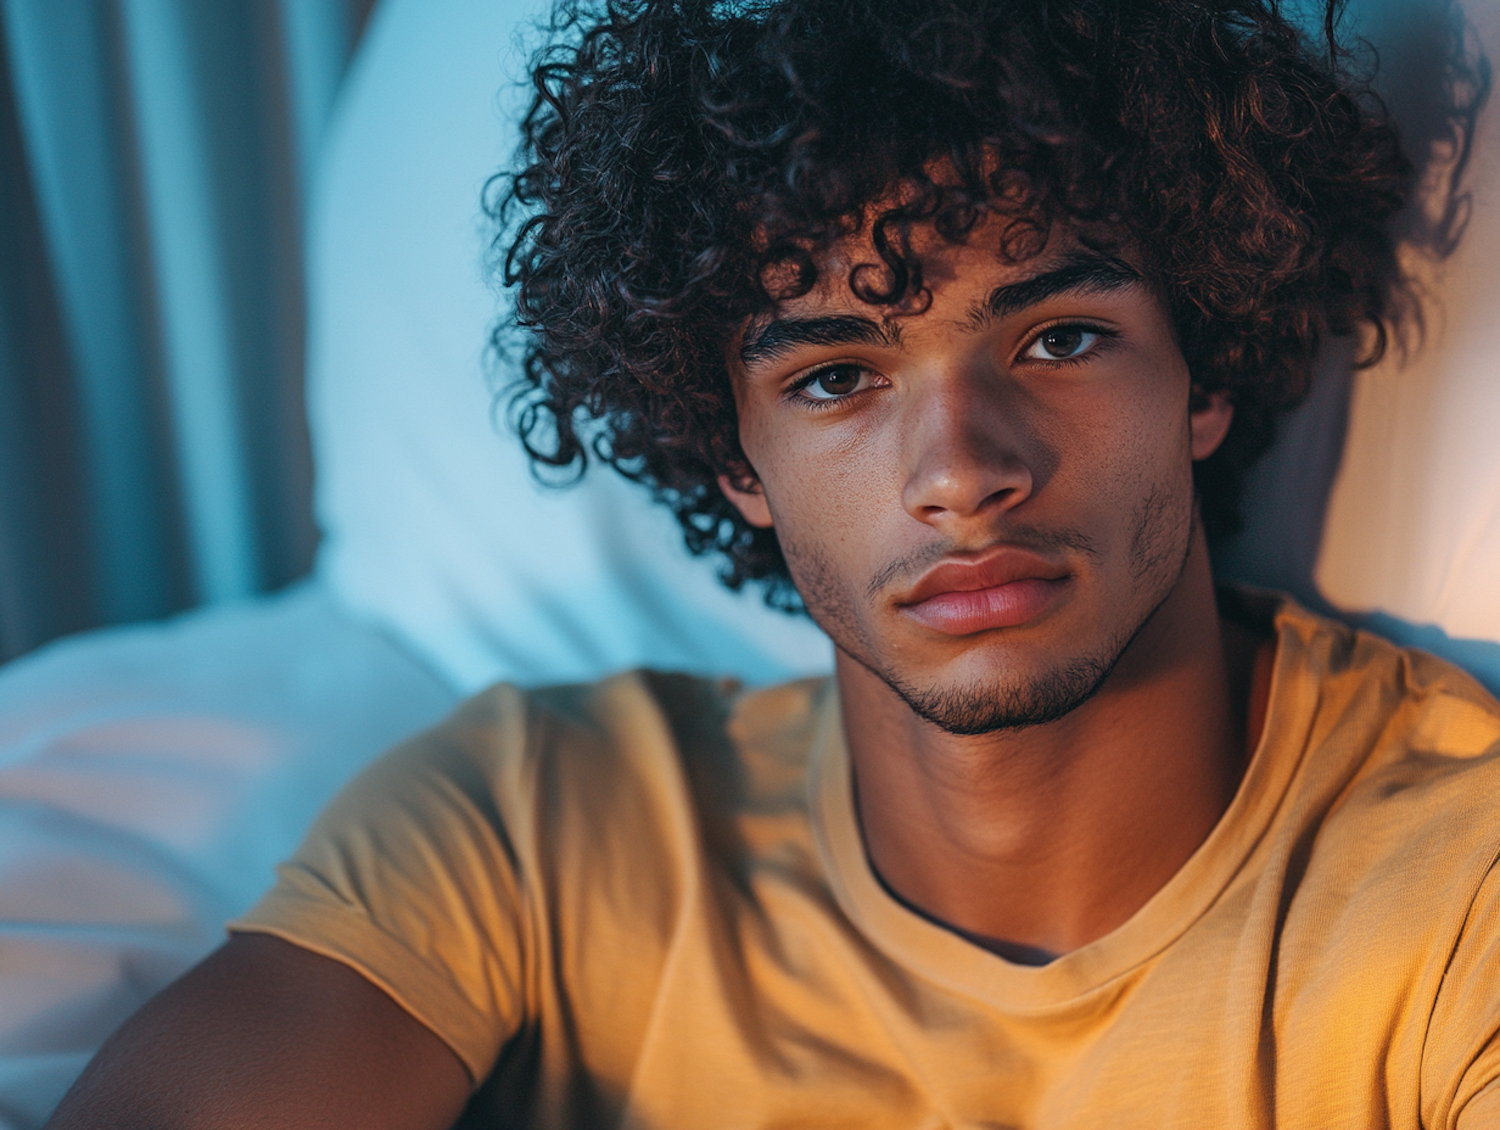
[739,314,899,368]
[971,253,1143,326]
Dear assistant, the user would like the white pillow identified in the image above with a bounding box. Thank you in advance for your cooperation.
[0,583,456,1128]
[1219,0,1500,695]
[307,0,833,695]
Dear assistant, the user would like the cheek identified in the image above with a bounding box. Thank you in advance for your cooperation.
[774,529,868,646]
[1103,391,1198,577]
[752,409,897,542]
[745,418,900,649]
[1056,378,1194,527]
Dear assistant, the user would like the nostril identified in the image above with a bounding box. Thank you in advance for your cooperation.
[981,484,1020,510]
[903,455,1034,524]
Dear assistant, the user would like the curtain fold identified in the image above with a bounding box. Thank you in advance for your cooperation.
[0,0,374,661]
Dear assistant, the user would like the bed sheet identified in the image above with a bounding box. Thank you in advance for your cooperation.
[0,583,456,1129]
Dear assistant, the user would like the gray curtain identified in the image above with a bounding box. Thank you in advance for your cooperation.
[0,0,376,661]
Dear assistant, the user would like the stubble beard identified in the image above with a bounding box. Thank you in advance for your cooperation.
[880,632,1131,736]
[784,482,1196,737]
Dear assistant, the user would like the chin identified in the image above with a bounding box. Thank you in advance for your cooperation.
[883,648,1121,735]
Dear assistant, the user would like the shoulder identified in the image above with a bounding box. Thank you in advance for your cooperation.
[389,670,834,876]
[1270,596,1500,776]
[1260,603,1500,1122]
[235,669,833,1079]
[1265,596,1500,922]
[427,669,830,800]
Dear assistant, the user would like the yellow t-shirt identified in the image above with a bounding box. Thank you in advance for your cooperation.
[232,598,1500,1128]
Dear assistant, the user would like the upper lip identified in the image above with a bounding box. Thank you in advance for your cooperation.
[895,547,1070,607]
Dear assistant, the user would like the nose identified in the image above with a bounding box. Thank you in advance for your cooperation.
[901,372,1037,527]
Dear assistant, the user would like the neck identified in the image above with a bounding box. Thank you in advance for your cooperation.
[837,527,1271,963]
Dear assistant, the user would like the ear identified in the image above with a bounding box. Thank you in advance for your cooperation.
[717,473,774,529]
[1189,390,1234,461]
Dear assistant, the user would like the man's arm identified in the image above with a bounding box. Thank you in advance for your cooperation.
[44,932,472,1130]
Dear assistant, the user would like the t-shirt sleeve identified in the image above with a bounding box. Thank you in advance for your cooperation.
[229,686,535,1084]
[1425,854,1500,1129]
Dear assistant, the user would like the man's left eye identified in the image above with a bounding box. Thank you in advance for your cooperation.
[797,365,871,400]
[1023,326,1101,361]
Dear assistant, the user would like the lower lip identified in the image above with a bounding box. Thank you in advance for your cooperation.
[902,577,1068,635]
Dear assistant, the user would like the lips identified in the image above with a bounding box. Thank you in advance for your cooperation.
[896,549,1071,635]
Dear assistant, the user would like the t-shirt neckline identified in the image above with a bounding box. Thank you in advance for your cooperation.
[807,596,1325,1013]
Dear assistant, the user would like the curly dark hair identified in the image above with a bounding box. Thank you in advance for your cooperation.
[496,0,1412,609]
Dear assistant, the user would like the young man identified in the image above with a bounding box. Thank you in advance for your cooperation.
[46,0,1500,1127]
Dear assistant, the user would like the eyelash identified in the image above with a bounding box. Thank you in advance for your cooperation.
[1017,320,1120,366]
[780,320,1121,410]
[784,364,879,410]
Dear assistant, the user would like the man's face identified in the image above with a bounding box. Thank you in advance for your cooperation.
[722,220,1233,734]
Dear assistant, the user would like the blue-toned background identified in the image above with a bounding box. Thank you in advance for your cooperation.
[0,0,374,661]
[4,0,1499,700]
